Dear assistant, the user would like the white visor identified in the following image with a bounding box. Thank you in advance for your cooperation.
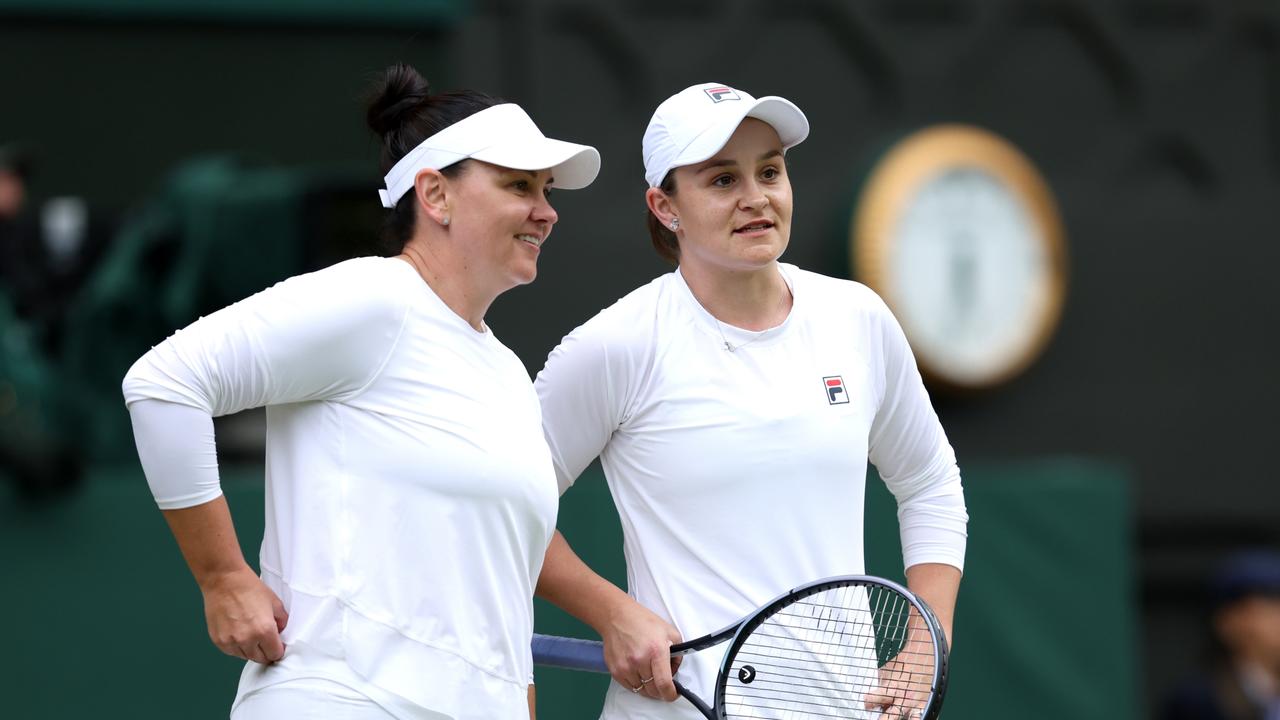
[642,82,809,188]
[379,103,601,208]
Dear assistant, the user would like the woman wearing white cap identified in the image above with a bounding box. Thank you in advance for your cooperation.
[122,64,599,720]
[534,82,968,719]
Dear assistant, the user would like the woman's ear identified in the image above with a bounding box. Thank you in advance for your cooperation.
[646,186,677,229]
[413,168,451,228]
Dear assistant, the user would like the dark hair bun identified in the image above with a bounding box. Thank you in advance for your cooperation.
[363,65,503,256]
[366,63,432,138]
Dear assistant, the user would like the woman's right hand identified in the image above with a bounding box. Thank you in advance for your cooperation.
[601,600,684,703]
[200,565,289,664]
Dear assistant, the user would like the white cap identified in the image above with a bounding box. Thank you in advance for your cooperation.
[379,103,601,208]
[642,82,809,188]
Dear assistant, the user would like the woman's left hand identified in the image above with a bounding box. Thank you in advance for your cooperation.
[601,598,684,702]
[862,604,935,719]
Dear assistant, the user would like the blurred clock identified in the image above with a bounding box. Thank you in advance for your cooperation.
[851,124,1068,391]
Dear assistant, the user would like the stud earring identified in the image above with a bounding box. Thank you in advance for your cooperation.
[669,218,680,231]
[442,216,450,227]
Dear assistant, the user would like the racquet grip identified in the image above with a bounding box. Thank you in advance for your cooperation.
[531,633,608,673]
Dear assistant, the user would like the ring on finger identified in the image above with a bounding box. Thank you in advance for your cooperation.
[640,676,653,685]
[630,684,643,693]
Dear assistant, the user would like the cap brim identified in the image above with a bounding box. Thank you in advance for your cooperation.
[747,97,810,149]
[674,96,810,171]
[471,137,601,190]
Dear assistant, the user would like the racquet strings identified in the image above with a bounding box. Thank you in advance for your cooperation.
[722,582,936,719]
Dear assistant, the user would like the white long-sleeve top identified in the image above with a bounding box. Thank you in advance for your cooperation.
[123,256,558,720]
[534,263,967,720]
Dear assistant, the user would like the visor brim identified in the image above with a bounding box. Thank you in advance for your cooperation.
[470,138,601,190]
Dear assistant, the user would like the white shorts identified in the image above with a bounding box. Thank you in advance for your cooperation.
[231,677,454,720]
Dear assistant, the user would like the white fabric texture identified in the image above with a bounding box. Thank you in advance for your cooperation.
[127,398,220,509]
[231,678,403,720]
[231,675,453,720]
[123,256,558,720]
[230,646,455,720]
[534,263,967,720]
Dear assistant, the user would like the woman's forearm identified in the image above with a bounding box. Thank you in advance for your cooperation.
[905,562,961,647]
[536,530,632,632]
[161,496,252,588]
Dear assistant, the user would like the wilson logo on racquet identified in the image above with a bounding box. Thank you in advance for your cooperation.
[824,376,849,405]
[737,665,757,684]
[704,86,740,103]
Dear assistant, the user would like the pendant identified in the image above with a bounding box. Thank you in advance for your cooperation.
[724,341,735,352]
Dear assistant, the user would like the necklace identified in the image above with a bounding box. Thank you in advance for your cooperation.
[715,319,774,352]
[694,272,793,352]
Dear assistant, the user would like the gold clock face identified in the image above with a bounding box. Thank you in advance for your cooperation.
[852,125,1068,390]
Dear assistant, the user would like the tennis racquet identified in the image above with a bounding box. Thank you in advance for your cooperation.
[533,575,948,720]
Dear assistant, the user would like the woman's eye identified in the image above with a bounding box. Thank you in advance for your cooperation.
[512,180,529,192]
[761,167,779,180]
[712,175,734,188]
[543,187,553,198]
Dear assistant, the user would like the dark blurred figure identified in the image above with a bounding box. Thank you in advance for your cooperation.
[0,144,42,305]
[0,143,112,353]
[0,145,30,217]
[0,144,88,497]
[1162,550,1280,720]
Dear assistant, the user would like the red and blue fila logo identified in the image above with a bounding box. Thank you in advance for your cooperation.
[704,86,740,103]
[823,376,849,405]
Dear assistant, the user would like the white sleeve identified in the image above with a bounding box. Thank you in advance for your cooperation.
[534,320,629,495]
[127,399,221,510]
[121,265,409,508]
[122,268,408,415]
[866,297,968,573]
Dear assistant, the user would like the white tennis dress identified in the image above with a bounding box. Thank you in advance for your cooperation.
[535,263,968,720]
[124,257,557,720]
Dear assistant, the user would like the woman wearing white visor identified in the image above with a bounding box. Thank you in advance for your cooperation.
[122,64,599,720]
[534,83,968,718]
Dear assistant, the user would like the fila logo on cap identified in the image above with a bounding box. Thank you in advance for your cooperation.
[823,376,849,405]
[704,86,740,103]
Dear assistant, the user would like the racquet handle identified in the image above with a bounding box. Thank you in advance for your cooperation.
[532,633,608,672]
[533,633,709,717]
